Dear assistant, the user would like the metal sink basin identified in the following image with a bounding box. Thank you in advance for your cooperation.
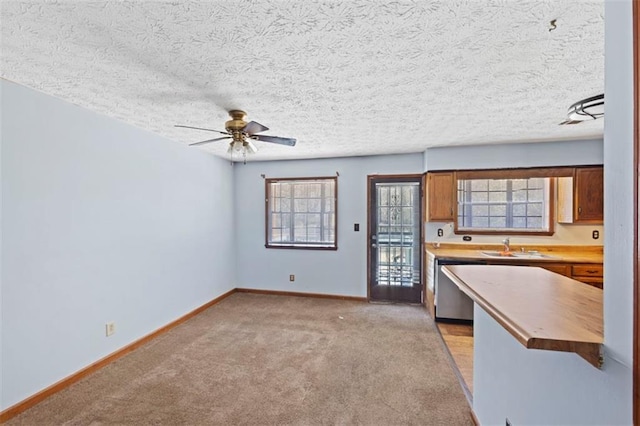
[481,250,516,257]
[480,251,558,260]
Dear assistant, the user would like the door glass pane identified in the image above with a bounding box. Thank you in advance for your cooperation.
[375,182,420,287]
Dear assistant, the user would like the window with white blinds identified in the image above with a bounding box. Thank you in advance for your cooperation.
[457,177,552,233]
[266,177,337,249]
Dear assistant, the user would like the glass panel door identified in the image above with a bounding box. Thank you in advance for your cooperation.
[368,176,422,303]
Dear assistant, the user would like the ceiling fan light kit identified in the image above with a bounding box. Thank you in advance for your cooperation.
[566,93,604,122]
[227,140,257,154]
[176,110,296,162]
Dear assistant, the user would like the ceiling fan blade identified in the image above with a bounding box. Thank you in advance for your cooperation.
[189,136,232,146]
[558,120,581,125]
[175,125,229,135]
[242,121,269,135]
[251,134,296,146]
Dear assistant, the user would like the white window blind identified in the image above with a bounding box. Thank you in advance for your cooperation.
[266,177,337,249]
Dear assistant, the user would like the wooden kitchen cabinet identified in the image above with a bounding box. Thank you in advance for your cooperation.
[426,172,455,222]
[424,251,436,318]
[574,167,604,222]
[571,264,603,289]
[517,262,571,277]
[557,166,604,224]
[537,263,572,277]
[503,261,602,288]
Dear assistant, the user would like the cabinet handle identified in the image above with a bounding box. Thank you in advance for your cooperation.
[586,270,598,274]
[450,208,453,216]
[578,206,582,214]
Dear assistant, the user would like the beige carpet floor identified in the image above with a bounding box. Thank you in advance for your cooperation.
[8,293,473,425]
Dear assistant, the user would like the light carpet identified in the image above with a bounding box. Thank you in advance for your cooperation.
[8,293,472,425]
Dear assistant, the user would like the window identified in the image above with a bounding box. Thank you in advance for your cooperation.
[266,177,337,249]
[456,177,553,234]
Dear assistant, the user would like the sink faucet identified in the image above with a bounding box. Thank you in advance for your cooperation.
[502,238,510,252]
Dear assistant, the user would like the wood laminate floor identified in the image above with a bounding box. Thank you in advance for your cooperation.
[436,322,474,396]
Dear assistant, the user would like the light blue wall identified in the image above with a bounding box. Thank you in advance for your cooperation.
[0,80,236,409]
[474,308,631,425]
[423,138,603,171]
[233,154,423,297]
[603,0,635,369]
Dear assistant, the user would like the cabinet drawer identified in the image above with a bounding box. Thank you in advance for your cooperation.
[572,264,603,277]
[574,277,603,289]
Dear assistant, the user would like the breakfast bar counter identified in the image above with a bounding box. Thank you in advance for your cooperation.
[441,264,604,368]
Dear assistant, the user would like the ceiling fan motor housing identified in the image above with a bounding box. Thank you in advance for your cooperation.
[225,110,248,132]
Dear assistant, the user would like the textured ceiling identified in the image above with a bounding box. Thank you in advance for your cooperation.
[1,1,604,161]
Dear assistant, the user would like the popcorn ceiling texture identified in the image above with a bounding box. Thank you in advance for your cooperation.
[1,1,604,161]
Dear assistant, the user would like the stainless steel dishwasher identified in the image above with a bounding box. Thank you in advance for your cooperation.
[435,259,486,322]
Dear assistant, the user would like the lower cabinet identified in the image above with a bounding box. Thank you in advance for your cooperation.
[538,263,572,277]
[427,255,603,321]
[525,262,603,289]
[506,261,603,289]
[571,264,604,289]
[425,252,436,318]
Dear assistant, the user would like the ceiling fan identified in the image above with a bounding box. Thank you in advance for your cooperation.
[559,94,604,125]
[175,110,296,161]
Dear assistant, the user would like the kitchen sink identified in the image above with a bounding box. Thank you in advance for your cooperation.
[480,251,558,260]
[481,250,516,257]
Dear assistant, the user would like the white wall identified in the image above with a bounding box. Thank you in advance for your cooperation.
[1,80,236,409]
[423,139,605,246]
[234,154,423,297]
[472,1,633,423]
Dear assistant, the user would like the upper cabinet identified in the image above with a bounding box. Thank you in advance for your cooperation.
[557,166,604,224]
[425,166,604,226]
[426,172,455,222]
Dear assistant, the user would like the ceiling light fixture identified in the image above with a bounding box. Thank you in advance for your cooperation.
[228,139,258,163]
[567,93,604,121]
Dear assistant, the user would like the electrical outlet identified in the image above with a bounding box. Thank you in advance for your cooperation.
[354,223,360,232]
[592,230,599,239]
[463,235,472,242]
[289,274,295,282]
[437,228,444,237]
[105,322,116,337]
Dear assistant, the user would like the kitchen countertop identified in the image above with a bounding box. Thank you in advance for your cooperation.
[426,243,603,264]
[441,264,604,368]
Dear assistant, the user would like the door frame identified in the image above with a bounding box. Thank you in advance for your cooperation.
[366,174,424,302]
[633,0,639,421]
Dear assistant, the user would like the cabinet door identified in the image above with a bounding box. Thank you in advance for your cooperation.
[427,172,455,221]
[556,176,574,223]
[539,263,572,277]
[574,167,603,222]
[425,252,436,318]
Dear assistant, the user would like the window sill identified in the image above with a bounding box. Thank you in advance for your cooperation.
[454,229,554,236]
[265,244,338,251]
